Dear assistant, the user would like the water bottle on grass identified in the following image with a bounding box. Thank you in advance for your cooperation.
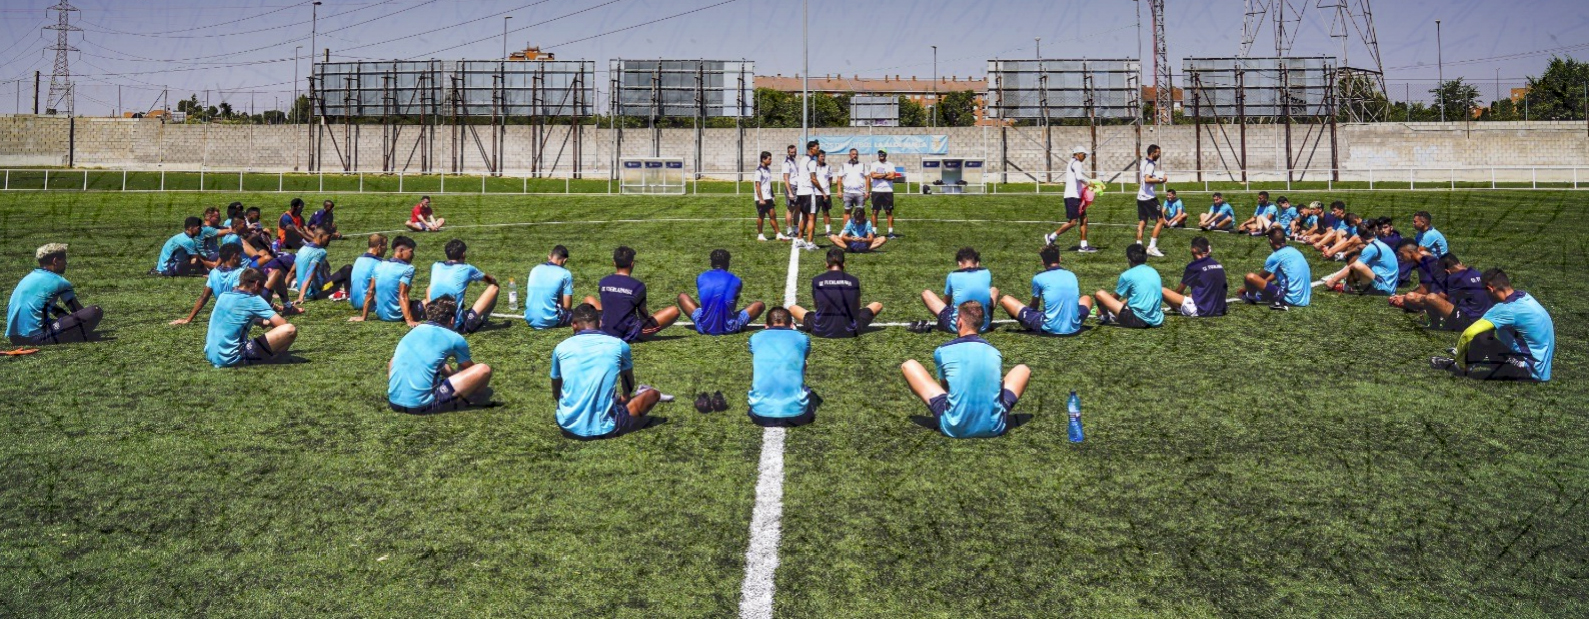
[1067,390,1084,443]
[508,278,519,312]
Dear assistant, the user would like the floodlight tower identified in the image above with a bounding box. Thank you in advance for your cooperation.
[43,0,80,115]
[1149,0,1171,125]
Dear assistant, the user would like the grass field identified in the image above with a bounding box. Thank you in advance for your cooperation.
[0,189,1585,617]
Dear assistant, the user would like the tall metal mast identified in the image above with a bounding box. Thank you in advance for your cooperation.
[44,0,79,115]
[1149,0,1171,124]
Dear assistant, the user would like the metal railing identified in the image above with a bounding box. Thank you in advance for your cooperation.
[1,166,1586,195]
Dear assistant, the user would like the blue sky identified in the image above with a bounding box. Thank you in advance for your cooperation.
[0,0,1584,115]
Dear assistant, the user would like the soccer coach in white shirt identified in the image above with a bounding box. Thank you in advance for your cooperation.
[869,149,900,238]
[1135,144,1167,257]
[1044,146,1097,252]
[839,148,870,217]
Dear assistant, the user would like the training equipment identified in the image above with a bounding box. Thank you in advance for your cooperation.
[920,158,987,195]
[619,158,687,195]
[1067,391,1084,443]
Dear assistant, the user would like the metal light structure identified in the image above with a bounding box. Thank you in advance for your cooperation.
[1149,0,1171,125]
[503,16,512,60]
[43,0,79,115]
[1436,19,1444,122]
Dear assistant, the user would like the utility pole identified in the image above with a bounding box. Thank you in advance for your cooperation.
[43,0,80,115]
[294,45,302,123]
[801,0,807,149]
[1435,19,1444,122]
[311,2,322,75]
[1035,37,1040,59]
[33,71,40,114]
[931,45,938,128]
[503,16,513,60]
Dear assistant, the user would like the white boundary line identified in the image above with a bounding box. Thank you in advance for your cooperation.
[349,216,1224,238]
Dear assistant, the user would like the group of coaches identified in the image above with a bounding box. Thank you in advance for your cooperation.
[757,141,900,250]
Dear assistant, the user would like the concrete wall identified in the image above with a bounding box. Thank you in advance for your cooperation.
[3,114,1587,183]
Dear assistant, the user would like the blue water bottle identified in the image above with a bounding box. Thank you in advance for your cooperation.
[1067,390,1085,443]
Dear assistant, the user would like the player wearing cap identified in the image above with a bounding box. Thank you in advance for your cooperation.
[747,306,815,427]
[172,242,246,325]
[915,247,999,333]
[405,196,445,232]
[839,148,870,219]
[1134,144,1168,257]
[348,234,387,312]
[901,300,1031,439]
[154,216,215,277]
[1044,146,1098,252]
[351,236,422,327]
[1430,269,1555,382]
[387,295,493,413]
[1242,228,1312,310]
[524,245,575,329]
[677,249,765,336]
[754,151,776,241]
[551,303,668,439]
[7,243,104,345]
[830,206,887,253]
[1161,236,1228,318]
[204,268,298,368]
[999,244,1092,336]
[1198,193,1237,231]
[1093,244,1164,328]
[790,248,884,338]
[427,239,500,334]
[869,149,900,238]
[590,246,680,343]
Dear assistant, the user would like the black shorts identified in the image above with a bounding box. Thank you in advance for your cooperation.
[800,307,877,338]
[1137,198,1162,222]
[1064,197,1085,220]
[1016,305,1084,335]
[748,396,816,428]
[1445,309,1479,332]
[1115,306,1152,329]
[458,308,487,334]
[562,399,649,440]
[815,195,832,213]
[238,335,275,365]
[872,192,895,213]
[756,199,774,217]
[786,195,801,213]
[388,379,461,414]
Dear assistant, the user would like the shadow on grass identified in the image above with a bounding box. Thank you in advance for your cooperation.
[909,412,1034,436]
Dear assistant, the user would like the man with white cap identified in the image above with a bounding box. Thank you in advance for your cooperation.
[1044,146,1098,253]
[6,243,104,345]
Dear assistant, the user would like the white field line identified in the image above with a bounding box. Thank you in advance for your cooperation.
[350,216,1216,238]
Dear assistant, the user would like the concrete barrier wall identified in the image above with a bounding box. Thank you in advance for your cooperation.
[2,115,1586,182]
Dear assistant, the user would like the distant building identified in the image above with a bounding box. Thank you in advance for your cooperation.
[1510,87,1529,103]
[508,46,555,61]
[1141,86,1184,114]
[756,74,996,125]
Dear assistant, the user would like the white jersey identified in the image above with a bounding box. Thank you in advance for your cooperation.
[755,165,773,201]
[1137,157,1164,201]
[1064,159,1090,199]
[870,160,895,193]
[840,161,868,195]
[781,157,798,196]
[796,156,816,195]
[815,163,832,195]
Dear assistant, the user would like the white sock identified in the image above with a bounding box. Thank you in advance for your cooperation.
[888,227,894,233]
[1149,239,1158,249]
[1080,240,1090,248]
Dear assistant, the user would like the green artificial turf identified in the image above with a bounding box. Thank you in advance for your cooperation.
[0,190,1585,617]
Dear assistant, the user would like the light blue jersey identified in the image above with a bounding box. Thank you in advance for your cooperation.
[550,330,633,437]
[1358,239,1399,294]
[388,322,472,407]
[1164,198,1185,220]
[1030,267,1084,335]
[6,269,75,340]
[747,327,810,418]
[1481,292,1555,381]
[1115,264,1164,327]
[206,266,243,298]
[348,253,382,310]
[943,267,994,331]
[156,232,202,272]
[1276,206,1300,230]
[429,261,486,328]
[1417,228,1449,257]
[1254,203,1277,220]
[204,291,277,367]
[372,259,417,321]
[200,226,221,258]
[1209,203,1235,227]
[933,336,1009,438]
[524,262,575,329]
[842,219,874,238]
[295,242,329,293]
[1263,246,1313,306]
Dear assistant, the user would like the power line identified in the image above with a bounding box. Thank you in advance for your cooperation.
[78,0,398,39]
[541,0,739,50]
[401,0,628,59]
[1383,41,1589,72]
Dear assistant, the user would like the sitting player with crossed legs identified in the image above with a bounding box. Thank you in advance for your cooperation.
[901,300,1031,439]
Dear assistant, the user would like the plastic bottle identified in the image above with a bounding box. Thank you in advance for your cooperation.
[1067,390,1084,443]
[508,278,519,312]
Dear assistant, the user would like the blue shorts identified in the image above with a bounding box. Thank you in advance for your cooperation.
[232,335,274,367]
[847,241,871,253]
[1016,306,1083,335]
[389,379,459,414]
[563,398,648,440]
[456,308,487,334]
[926,389,1019,430]
[1259,283,1284,303]
[690,308,750,334]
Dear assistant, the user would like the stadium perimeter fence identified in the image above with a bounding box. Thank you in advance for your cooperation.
[2,166,1589,195]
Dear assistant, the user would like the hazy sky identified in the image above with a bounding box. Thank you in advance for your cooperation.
[0,0,1585,115]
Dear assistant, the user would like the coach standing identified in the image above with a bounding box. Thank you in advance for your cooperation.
[869,149,899,238]
[1135,144,1167,258]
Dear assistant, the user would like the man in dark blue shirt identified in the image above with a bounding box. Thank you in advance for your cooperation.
[790,248,884,338]
[591,246,679,342]
[1160,236,1227,317]
[1401,253,1494,331]
[306,199,343,240]
[677,249,765,335]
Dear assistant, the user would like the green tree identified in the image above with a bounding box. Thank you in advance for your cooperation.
[1430,78,1480,120]
[1479,97,1521,121]
[217,101,235,119]
[290,95,311,123]
[899,96,927,127]
[175,94,201,118]
[1521,55,1589,120]
[936,90,978,126]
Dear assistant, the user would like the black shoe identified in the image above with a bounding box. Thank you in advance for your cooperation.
[694,393,713,414]
[711,391,728,412]
[1269,301,1288,311]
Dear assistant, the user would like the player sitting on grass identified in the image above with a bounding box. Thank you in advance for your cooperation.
[1162,236,1228,318]
[1093,244,1164,328]
[1292,201,1324,241]
[294,227,355,304]
[1241,228,1312,310]
[1274,197,1300,235]
[524,245,575,329]
[7,243,103,345]
[172,242,245,325]
[901,300,1031,439]
[588,246,679,342]
[220,216,248,250]
[348,234,387,311]
[406,196,445,232]
[387,295,494,414]
[1198,193,1236,231]
[747,307,814,427]
[913,247,999,334]
[790,248,884,339]
[1161,188,1187,228]
[754,151,776,242]
[1043,146,1098,252]
[1319,220,1398,295]
[1430,269,1555,382]
[428,239,499,334]
[1398,253,1493,331]
[1236,191,1278,235]
[1412,210,1448,257]
[678,249,764,336]
[307,200,343,240]
[277,198,308,251]
[1393,239,1440,295]
[204,268,297,368]
[552,303,669,440]
[1316,213,1366,260]
[199,206,223,261]
[154,216,215,276]
[1000,244,1091,336]
[830,206,886,253]
[352,236,421,326]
